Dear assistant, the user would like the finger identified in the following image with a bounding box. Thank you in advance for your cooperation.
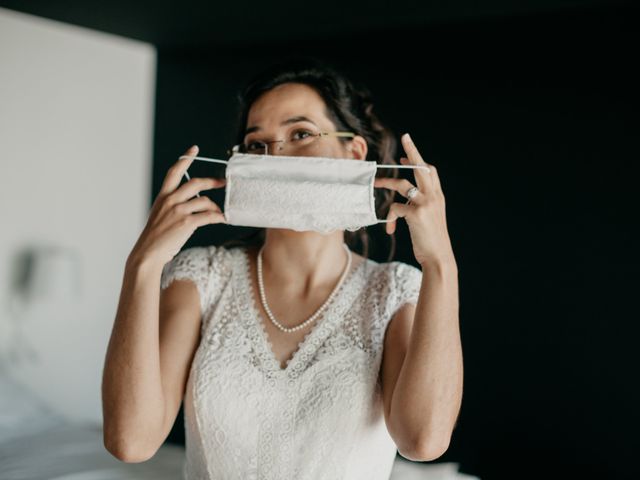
[385,218,396,235]
[373,177,423,202]
[190,210,227,228]
[401,158,444,199]
[178,195,223,215]
[413,157,441,193]
[160,145,199,196]
[401,133,433,192]
[426,163,443,194]
[385,201,412,235]
[172,176,226,204]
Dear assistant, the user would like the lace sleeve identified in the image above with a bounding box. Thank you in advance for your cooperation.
[160,246,215,316]
[388,261,423,318]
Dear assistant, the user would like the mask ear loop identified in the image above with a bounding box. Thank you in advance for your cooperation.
[176,154,428,217]
[177,155,229,198]
[374,164,430,223]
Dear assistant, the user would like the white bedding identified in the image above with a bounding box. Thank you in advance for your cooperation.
[0,421,185,480]
[0,371,184,480]
[0,372,478,480]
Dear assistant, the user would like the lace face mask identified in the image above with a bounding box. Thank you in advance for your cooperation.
[180,152,429,235]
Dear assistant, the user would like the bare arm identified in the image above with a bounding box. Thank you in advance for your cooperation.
[101,252,201,463]
[381,260,462,462]
[377,133,462,461]
[101,253,165,462]
[101,145,226,462]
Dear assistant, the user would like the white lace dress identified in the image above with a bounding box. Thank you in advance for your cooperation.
[160,244,423,480]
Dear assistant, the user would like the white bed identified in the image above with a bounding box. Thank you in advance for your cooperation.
[0,371,185,480]
[0,372,478,480]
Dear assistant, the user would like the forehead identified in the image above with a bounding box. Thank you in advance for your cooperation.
[246,82,332,130]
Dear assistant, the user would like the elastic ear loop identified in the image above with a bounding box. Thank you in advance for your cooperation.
[177,155,430,218]
[178,155,230,198]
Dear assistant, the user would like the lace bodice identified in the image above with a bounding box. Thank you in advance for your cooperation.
[160,244,423,480]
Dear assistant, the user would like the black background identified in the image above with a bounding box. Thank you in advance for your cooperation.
[154,8,639,479]
[2,2,637,478]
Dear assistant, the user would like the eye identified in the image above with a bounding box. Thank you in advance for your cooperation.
[291,129,314,140]
[245,140,265,151]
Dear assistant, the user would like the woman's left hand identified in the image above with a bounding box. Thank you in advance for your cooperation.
[373,133,456,268]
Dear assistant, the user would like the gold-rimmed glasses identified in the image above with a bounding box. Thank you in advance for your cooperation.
[226,130,356,157]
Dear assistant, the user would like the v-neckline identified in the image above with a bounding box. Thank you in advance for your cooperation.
[234,245,368,377]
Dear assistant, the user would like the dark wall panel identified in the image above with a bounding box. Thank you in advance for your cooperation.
[153,6,637,479]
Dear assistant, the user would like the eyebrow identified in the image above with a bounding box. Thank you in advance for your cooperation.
[244,116,318,136]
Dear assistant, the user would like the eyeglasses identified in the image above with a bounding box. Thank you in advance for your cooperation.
[227,129,356,157]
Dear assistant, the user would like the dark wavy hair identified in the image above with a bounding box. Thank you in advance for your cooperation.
[220,55,400,262]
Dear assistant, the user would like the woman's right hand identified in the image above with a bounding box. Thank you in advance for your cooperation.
[128,145,227,267]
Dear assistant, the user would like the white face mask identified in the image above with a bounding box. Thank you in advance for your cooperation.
[180,152,429,235]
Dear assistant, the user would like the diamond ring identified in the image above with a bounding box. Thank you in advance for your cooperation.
[406,186,419,204]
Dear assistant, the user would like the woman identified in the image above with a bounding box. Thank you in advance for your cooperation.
[102,56,462,479]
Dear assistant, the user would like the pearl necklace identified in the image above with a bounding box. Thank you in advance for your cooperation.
[257,243,352,333]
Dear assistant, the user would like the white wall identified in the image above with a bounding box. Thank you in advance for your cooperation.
[0,7,156,424]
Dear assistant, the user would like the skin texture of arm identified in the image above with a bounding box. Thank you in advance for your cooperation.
[101,254,201,463]
[380,260,462,462]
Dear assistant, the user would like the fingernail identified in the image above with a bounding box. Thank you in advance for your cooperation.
[404,133,412,142]
[191,144,198,150]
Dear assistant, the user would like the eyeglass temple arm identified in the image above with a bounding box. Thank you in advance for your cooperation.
[324,132,428,169]
[324,132,356,137]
